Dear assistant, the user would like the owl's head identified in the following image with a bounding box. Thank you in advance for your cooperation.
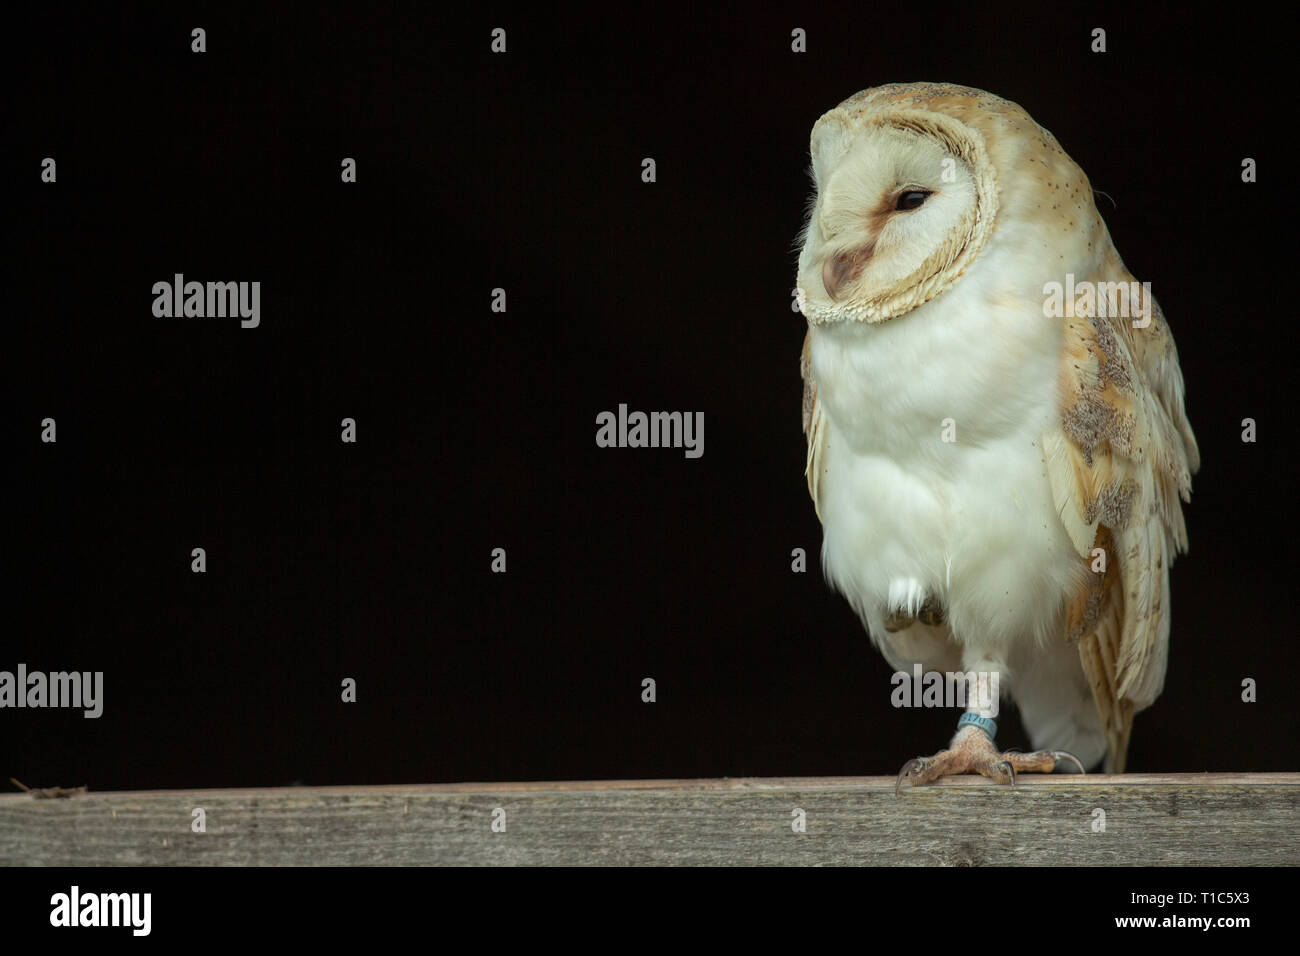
[798,83,1066,325]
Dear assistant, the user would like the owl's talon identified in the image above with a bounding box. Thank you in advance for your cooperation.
[895,758,926,796]
[895,726,1077,793]
[1052,751,1086,774]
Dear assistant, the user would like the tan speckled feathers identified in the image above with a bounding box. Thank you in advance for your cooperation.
[1045,263,1198,773]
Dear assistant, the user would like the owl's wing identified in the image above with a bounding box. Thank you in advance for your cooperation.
[1043,264,1198,773]
[801,329,829,520]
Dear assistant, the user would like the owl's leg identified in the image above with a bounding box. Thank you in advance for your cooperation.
[895,714,1085,796]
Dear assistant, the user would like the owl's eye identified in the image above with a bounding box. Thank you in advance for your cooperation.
[896,189,932,211]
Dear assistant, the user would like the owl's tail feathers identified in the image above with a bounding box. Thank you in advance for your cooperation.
[1080,622,1137,774]
[1071,524,1139,774]
[1104,750,1125,775]
[1100,699,1135,774]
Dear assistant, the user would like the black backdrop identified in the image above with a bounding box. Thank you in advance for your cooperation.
[7,3,1295,791]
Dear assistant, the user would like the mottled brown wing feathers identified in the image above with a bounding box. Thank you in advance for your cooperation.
[1046,259,1197,772]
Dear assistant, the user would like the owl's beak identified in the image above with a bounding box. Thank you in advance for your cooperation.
[822,255,848,300]
[822,246,870,300]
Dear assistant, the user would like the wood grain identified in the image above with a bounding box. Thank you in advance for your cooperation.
[2,775,1296,866]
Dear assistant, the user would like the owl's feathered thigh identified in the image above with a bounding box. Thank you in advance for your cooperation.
[798,83,1197,774]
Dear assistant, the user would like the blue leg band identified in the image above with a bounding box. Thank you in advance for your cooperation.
[957,712,997,740]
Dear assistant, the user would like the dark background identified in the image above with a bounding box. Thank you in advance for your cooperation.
[6,3,1295,791]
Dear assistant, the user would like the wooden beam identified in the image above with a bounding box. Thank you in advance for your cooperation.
[3,774,1296,866]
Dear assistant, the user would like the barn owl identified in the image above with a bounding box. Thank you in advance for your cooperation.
[796,83,1198,789]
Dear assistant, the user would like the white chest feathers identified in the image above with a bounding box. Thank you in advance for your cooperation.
[808,274,1087,655]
